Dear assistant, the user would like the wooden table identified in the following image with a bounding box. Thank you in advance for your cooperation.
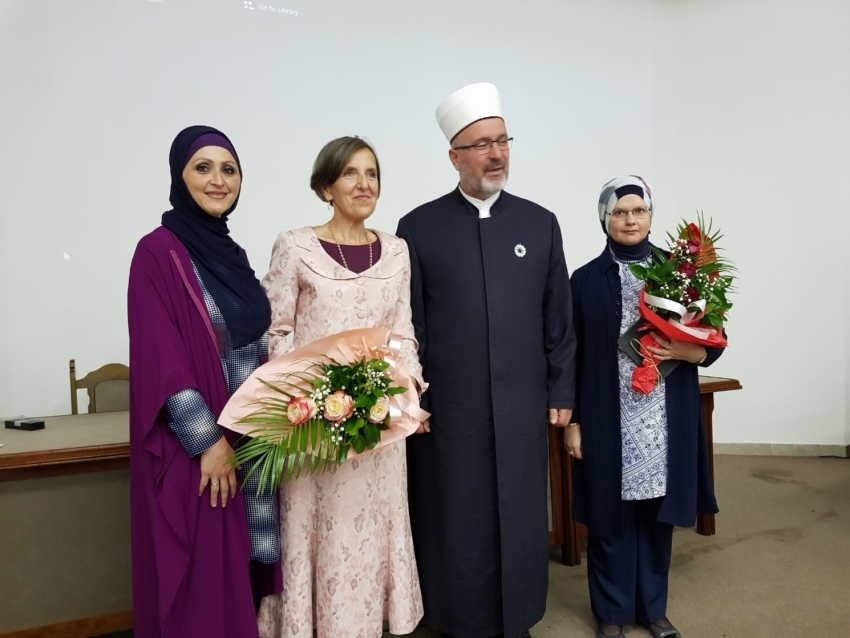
[0,411,129,482]
[0,412,132,637]
[548,376,742,566]
[694,376,742,534]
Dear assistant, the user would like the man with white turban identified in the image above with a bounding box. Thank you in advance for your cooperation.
[397,83,576,638]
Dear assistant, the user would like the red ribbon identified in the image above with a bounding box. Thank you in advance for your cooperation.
[639,290,727,347]
[630,334,662,395]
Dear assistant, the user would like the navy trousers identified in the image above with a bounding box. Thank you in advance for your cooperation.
[586,497,674,626]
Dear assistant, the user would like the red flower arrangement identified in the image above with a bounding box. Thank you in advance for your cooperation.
[627,215,736,394]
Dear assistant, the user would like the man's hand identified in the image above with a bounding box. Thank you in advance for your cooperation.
[548,408,573,427]
[415,419,431,434]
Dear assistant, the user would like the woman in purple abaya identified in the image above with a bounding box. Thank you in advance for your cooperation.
[127,126,281,638]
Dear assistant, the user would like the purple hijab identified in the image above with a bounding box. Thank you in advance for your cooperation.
[161,125,271,349]
[128,226,277,637]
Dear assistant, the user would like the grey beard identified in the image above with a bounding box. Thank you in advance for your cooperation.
[467,171,508,198]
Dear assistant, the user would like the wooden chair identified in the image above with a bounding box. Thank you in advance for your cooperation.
[69,359,130,415]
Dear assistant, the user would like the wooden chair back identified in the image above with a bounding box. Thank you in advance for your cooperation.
[69,359,130,415]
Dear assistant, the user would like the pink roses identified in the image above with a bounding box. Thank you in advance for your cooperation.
[289,390,357,426]
[368,396,390,424]
[323,390,354,422]
[287,396,317,426]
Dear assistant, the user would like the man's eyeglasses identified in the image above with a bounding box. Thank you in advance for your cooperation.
[610,207,650,220]
[452,136,514,155]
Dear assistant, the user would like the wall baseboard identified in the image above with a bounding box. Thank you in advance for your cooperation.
[715,443,849,458]
[0,611,132,638]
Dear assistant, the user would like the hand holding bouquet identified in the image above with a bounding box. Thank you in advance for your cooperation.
[218,328,429,493]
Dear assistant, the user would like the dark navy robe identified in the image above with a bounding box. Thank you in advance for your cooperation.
[397,187,575,638]
[570,247,720,538]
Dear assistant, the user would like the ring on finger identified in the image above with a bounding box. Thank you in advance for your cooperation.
[211,481,220,487]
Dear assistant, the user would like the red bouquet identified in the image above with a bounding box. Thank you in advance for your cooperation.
[627,215,736,393]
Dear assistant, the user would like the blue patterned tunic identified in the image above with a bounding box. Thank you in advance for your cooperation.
[617,259,668,500]
[164,262,280,564]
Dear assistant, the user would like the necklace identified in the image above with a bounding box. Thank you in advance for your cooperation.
[607,238,651,264]
[327,222,373,271]
[608,246,649,265]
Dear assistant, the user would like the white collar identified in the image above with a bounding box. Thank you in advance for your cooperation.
[459,187,501,219]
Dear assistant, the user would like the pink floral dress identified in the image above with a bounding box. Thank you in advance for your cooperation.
[257,226,424,638]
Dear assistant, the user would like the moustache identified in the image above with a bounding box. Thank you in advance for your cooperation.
[485,161,506,171]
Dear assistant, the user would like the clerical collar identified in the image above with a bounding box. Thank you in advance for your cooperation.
[459,187,501,219]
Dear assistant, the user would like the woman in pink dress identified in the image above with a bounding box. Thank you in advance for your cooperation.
[257,136,426,638]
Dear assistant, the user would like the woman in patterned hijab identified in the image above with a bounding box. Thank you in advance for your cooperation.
[566,176,723,638]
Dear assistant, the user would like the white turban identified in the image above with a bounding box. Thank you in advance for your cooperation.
[597,175,654,233]
[435,82,503,143]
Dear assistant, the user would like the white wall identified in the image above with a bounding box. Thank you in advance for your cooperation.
[0,0,655,416]
[652,0,850,446]
[1,0,849,448]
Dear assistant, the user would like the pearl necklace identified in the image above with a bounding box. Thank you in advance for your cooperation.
[327,222,373,271]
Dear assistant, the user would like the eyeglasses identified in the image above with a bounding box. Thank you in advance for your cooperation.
[452,136,514,155]
[610,206,650,220]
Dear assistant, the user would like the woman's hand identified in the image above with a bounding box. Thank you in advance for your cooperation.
[551,408,582,459]
[645,332,706,364]
[415,419,431,434]
[564,423,583,460]
[199,436,239,508]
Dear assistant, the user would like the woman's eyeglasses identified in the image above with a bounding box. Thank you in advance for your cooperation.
[610,207,650,220]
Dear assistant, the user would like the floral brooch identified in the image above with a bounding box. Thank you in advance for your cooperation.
[514,244,527,258]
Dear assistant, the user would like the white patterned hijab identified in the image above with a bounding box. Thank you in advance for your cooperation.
[598,175,654,233]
